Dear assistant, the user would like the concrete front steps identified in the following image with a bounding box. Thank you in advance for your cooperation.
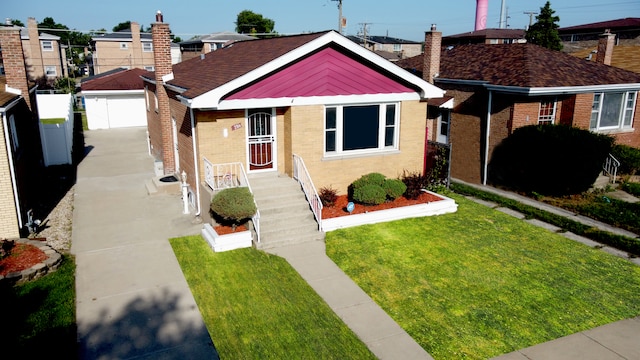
[249,173,324,250]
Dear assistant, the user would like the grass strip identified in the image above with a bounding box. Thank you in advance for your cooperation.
[0,255,76,357]
[170,235,376,359]
[450,182,640,256]
[326,194,640,359]
[40,118,66,125]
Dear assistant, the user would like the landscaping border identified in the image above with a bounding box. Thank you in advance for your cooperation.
[0,238,63,285]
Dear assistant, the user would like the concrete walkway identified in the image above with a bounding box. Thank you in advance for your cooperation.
[71,128,217,359]
[266,241,434,360]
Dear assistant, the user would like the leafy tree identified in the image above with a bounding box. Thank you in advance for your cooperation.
[37,17,92,76]
[112,21,149,32]
[172,35,183,43]
[235,10,275,37]
[11,19,24,27]
[525,1,562,51]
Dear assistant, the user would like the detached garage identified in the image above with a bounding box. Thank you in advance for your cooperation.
[81,68,149,129]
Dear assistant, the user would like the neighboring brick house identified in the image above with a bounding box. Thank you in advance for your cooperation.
[143,12,444,218]
[442,28,526,46]
[346,34,422,59]
[560,18,640,52]
[91,22,156,74]
[179,32,256,61]
[10,17,69,79]
[397,27,640,185]
[0,26,44,238]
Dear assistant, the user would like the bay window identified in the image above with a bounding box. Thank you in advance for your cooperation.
[590,91,636,131]
[324,103,398,156]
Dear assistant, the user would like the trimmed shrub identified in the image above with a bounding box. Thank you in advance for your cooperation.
[612,144,640,175]
[382,179,407,200]
[352,184,387,205]
[401,170,427,200]
[319,186,338,207]
[489,124,614,195]
[210,187,257,225]
[349,172,387,200]
[621,181,640,197]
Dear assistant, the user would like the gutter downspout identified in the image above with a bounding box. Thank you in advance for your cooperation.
[190,107,201,217]
[1,101,24,230]
[483,90,492,185]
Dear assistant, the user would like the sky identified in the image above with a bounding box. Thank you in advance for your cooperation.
[3,0,640,41]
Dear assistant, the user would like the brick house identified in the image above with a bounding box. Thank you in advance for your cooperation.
[397,27,640,185]
[10,17,68,79]
[346,34,423,60]
[0,26,44,238]
[178,32,256,61]
[143,12,444,219]
[91,22,156,74]
[442,28,526,46]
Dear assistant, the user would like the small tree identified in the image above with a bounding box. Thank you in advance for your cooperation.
[210,187,257,229]
[525,1,562,51]
[235,10,275,37]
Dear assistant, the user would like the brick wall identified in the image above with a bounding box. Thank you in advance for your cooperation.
[145,84,163,161]
[287,101,426,194]
[0,27,32,110]
[423,29,442,84]
[0,114,20,239]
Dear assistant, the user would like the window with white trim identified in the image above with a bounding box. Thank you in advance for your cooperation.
[144,65,154,71]
[45,66,57,77]
[538,99,557,124]
[393,44,402,52]
[41,40,53,51]
[142,42,153,52]
[120,42,129,50]
[590,92,636,131]
[324,103,399,156]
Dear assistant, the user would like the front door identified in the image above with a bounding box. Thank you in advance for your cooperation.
[247,109,276,172]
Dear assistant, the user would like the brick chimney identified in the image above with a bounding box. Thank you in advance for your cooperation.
[26,17,43,79]
[423,24,442,84]
[0,26,33,110]
[130,22,142,68]
[152,11,175,174]
[596,29,615,66]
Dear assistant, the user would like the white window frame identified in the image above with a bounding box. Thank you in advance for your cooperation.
[144,65,155,71]
[324,103,399,157]
[538,98,557,124]
[120,42,129,50]
[393,43,402,52]
[41,40,53,51]
[590,91,637,131]
[45,66,57,77]
[142,42,153,52]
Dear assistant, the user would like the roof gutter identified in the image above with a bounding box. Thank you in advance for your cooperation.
[437,78,640,95]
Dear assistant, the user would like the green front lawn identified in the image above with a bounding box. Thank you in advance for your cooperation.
[170,236,375,359]
[0,255,76,357]
[326,194,640,359]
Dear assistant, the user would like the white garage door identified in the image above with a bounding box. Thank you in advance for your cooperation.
[106,95,147,128]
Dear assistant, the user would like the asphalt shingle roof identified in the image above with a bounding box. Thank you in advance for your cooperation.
[81,68,150,91]
[396,43,640,88]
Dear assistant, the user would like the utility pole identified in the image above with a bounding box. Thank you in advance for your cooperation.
[524,11,538,28]
[359,22,370,48]
[332,0,344,34]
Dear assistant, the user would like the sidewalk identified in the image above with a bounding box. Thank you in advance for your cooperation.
[71,128,218,359]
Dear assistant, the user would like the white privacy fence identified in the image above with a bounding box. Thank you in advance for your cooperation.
[36,93,74,166]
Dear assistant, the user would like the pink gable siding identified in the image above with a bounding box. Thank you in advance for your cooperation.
[226,47,415,100]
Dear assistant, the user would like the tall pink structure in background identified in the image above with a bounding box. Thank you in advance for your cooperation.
[475,0,488,31]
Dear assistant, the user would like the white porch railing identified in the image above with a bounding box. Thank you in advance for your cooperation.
[603,153,620,184]
[203,158,261,243]
[292,154,323,231]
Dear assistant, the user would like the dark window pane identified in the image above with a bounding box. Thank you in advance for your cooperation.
[326,130,336,152]
[326,108,336,129]
[385,127,394,147]
[601,93,623,128]
[386,104,396,126]
[343,105,379,150]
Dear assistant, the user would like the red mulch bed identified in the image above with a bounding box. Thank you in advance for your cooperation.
[214,224,249,235]
[0,243,47,276]
[322,192,443,219]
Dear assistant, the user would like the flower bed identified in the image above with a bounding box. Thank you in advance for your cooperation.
[202,223,253,252]
[321,190,457,231]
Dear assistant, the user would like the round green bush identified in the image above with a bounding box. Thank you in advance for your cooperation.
[382,179,407,200]
[352,172,386,190]
[352,184,387,205]
[210,187,257,224]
